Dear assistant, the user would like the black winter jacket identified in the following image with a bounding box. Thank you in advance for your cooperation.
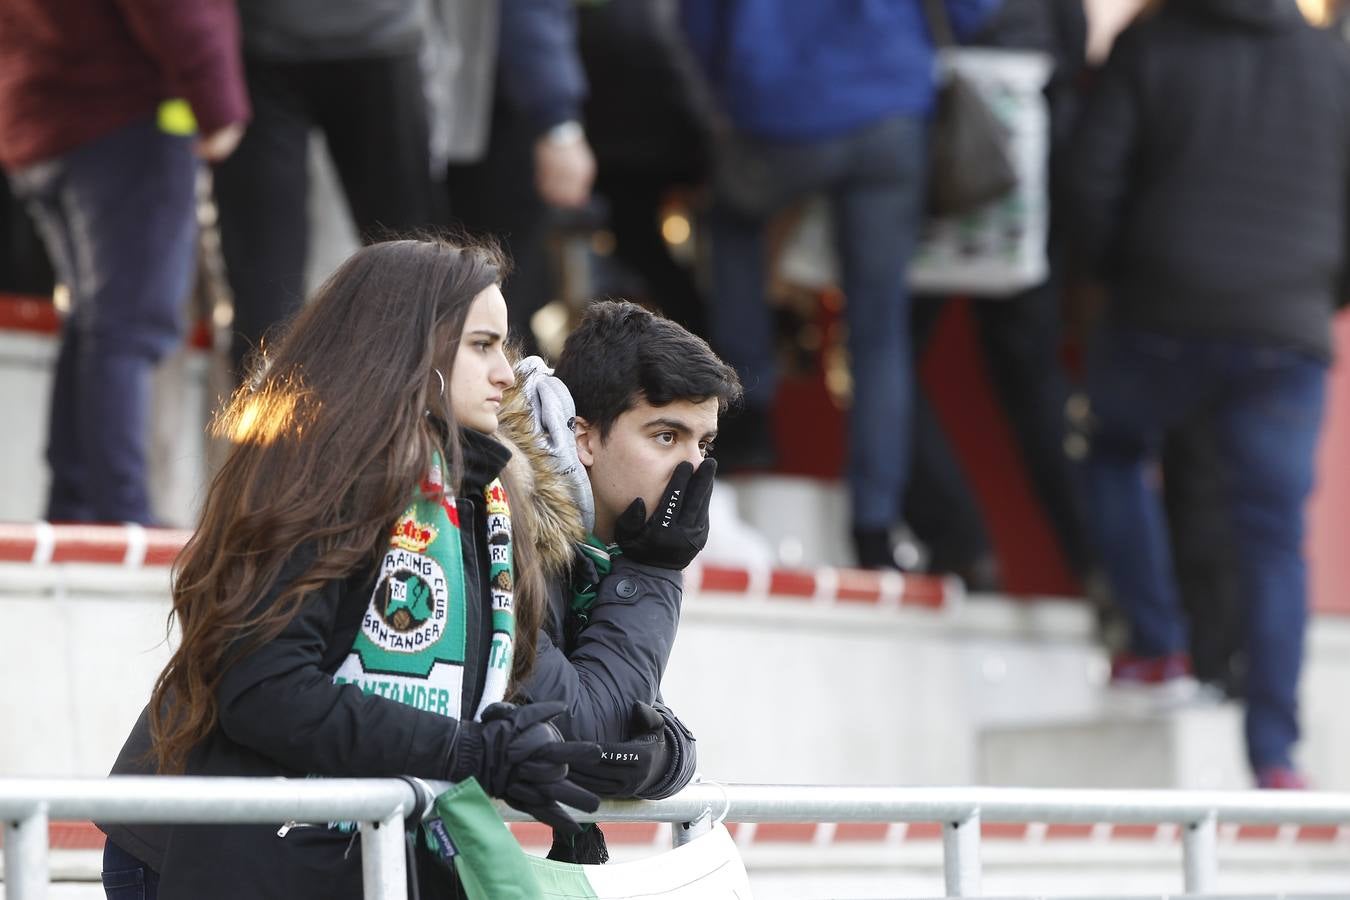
[1063,0,1350,358]
[523,546,697,799]
[100,427,696,895]
[101,431,514,900]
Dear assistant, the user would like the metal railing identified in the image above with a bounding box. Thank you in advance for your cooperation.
[4,777,1350,899]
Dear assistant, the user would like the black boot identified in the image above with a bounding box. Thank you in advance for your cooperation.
[852,527,900,570]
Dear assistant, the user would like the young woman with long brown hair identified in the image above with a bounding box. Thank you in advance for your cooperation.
[98,238,601,898]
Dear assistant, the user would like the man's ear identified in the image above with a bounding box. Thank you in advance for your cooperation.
[573,416,597,467]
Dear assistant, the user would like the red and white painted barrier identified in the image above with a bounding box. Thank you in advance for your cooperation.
[0,523,193,568]
[29,819,1350,854]
[0,522,955,610]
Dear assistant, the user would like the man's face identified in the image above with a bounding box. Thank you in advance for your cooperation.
[576,396,719,542]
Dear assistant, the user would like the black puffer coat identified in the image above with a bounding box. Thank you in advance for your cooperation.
[101,431,514,900]
[1064,0,1350,359]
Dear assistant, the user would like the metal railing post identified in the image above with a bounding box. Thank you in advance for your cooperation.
[4,804,50,900]
[672,809,713,848]
[360,809,408,900]
[942,808,982,897]
[1182,810,1218,893]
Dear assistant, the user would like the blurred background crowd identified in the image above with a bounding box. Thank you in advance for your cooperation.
[2,0,1349,789]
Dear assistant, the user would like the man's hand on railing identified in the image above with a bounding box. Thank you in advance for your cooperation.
[448,701,602,833]
[565,702,672,799]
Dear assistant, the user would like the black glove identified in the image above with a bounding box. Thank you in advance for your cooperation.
[564,702,674,799]
[448,701,602,833]
[613,458,717,569]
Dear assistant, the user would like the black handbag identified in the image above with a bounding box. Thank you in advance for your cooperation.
[922,0,1018,217]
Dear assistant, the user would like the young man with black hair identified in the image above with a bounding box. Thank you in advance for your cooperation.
[514,300,741,859]
[559,299,740,548]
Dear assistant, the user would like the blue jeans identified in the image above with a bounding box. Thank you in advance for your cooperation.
[707,115,928,529]
[1085,328,1327,771]
[102,839,159,900]
[9,118,197,524]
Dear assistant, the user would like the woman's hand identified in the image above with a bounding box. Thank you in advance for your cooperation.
[449,701,602,833]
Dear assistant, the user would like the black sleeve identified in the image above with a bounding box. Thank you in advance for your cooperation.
[100,707,169,871]
[213,561,462,779]
[1062,25,1144,274]
[521,558,682,744]
[639,700,698,800]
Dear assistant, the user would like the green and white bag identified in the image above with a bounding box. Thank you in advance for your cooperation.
[425,779,753,899]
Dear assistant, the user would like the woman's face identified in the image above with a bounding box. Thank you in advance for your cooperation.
[449,285,514,433]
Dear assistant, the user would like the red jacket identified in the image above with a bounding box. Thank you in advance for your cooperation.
[0,0,250,168]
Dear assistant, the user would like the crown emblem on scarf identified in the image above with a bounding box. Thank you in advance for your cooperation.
[390,513,437,554]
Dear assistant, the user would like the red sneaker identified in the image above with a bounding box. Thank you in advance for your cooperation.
[1107,651,1203,710]
[1256,766,1308,790]
[1110,651,1193,684]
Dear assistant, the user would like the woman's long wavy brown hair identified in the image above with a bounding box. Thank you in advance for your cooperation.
[149,238,542,773]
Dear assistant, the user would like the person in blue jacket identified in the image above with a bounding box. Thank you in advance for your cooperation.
[680,0,1001,568]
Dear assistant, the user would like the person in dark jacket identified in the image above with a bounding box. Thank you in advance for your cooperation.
[214,0,444,378]
[576,0,715,339]
[504,300,742,862]
[0,0,250,525]
[502,304,739,777]
[446,0,597,353]
[904,0,1094,591]
[679,0,1001,567]
[99,240,602,899]
[1063,0,1350,788]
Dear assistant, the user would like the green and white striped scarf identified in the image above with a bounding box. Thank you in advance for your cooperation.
[333,454,514,721]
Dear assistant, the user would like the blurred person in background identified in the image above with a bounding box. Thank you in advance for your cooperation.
[0,0,249,524]
[214,0,440,378]
[576,0,714,339]
[1064,0,1350,788]
[680,0,1001,569]
[1162,414,1247,698]
[1160,0,1345,718]
[446,0,596,355]
[904,0,1093,590]
[0,173,53,295]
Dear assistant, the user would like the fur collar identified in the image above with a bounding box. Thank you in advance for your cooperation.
[496,381,585,580]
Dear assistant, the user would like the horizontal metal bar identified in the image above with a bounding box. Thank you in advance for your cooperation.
[492,784,1350,828]
[4,778,1350,829]
[0,776,413,824]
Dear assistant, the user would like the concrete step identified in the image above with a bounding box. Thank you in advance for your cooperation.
[979,702,1251,790]
[720,473,853,568]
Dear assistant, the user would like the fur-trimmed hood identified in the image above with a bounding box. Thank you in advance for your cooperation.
[496,372,587,581]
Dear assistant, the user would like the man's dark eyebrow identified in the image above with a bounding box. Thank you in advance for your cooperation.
[644,417,718,440]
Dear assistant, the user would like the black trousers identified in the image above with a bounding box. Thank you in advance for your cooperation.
[1164,415,1245,694]
[214,53,435,377]
[594,166,707,340]
[0,172,54,294]
[906,278,1093,578]
[445,99,553,356]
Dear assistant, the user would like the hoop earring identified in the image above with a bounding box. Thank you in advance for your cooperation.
[433,368,446,398]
